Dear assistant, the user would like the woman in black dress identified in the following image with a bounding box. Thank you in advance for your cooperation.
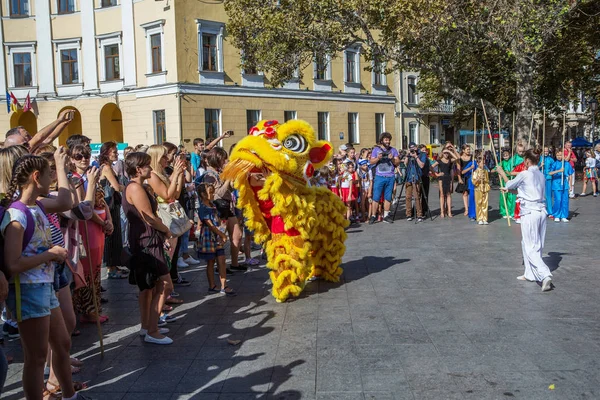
[458,144,473,216]
[122,152,175,345]
[98,142,126,279]
[437,145,458,218]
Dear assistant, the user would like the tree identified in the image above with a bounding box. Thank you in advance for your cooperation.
[224,0,600,138]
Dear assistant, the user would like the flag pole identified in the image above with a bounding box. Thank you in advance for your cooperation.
[481,100,511,227]
[511,112,515,159]
[473,109,476,161]
[541,107,546,169]
[527,112,535,149]
[561,113,566,188]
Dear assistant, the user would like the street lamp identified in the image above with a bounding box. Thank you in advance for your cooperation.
[590,98,598,143]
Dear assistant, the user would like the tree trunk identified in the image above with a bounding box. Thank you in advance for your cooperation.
[514,55,536,145]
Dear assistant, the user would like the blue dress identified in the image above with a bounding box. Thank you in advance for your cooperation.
[465,160,478,219]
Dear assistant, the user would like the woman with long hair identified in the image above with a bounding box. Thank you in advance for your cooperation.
[70,144,113,324]
[146,145,186,304]
[98,141,126,279]
[203,147,244,272]
[124,152,175,344]
[1,151,91,399]
[437,144,458,218]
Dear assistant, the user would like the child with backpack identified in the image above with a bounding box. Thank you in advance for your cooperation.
[1,150,92,399]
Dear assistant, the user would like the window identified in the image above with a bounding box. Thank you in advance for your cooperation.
[318,112,329,141]
[60,49,78,84]
[315,55,328,80]
[373,63,386,86]
[375,113,385,142]
[345,49,358,83]
[101,0,117,6]
[197,20,225,81]
[10,0,29,16]
[104,44,120,80]
[284,111,297,122]
[430,124,439,144]
[154,110,166,144]
[150,34,162,73]
[409,122,418,144]
[407,76,418,104]
[246,110,261,133]
[58,0,75,13]
[205,109,220,142]
[13,53,32,87]
[202,34,218,72]
[348,113,359,144]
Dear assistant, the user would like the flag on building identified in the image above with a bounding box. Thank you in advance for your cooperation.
[23,92,31,113]
[9,92,19,113]
[5,92,10,114]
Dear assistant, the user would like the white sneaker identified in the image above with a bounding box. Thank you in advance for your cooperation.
[541,277,552,292]
[144,334,173,345]
[561,218,569,223]
[184,255,200,265]
[555,218,561,223]
[483,221,489,225]
[176,258,189,269]
[515,219,521,224]
[478,221,483,225]
[139,328,169,336]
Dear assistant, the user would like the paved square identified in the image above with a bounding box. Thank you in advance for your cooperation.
[2,189,600,400]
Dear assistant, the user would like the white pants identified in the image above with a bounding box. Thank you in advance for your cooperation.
[520,209,552,282]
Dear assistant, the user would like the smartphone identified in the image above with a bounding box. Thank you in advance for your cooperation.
[225,130,234,136]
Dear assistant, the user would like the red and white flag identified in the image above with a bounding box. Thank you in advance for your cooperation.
[23,92,31,113]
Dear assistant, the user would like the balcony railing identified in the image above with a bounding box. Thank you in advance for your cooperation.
[420,103,455,114]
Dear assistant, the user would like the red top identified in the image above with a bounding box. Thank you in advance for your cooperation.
[251,186,300,236]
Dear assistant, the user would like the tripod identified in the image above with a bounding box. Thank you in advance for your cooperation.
[392,158,433,222]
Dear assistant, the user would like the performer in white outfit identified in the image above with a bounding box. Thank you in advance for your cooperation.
[496,149,553,292]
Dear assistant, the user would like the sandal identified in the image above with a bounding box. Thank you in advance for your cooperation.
[220,286,236,296]
[162,305,173,312]
[45,380,88,396]
[165,296,184,305]
[208,285,220,293]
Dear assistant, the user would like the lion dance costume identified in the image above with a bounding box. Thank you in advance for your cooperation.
[221,119,348,302]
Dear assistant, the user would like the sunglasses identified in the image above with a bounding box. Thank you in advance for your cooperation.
[73,153,91,161]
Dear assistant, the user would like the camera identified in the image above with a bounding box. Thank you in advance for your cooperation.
[382,151,390,157]
[410,149,417,154]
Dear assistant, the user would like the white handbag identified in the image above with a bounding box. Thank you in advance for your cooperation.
[157,200,192,238]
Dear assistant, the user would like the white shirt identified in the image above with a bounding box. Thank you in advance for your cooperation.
[505,165,546,213]
[585,157,596,169]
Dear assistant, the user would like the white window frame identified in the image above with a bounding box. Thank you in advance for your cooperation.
[96,32,123,92]
[282,67,300,90]
[204,108,222,144]
[344,45,361,94]
[153,109,167,144]
[246,109,262,133]
[284,110,297,122]
[372,62,387,87]
[98,0,118,8]
[409,122,419,144]
[141,20,166,86]
[313,53,332,92]
[196,19,225,85]
[240,51,264,88]
[407,75,418,105]
[429,123,439,145]
[5,42,37,90]
[52,38,83,95]
[348,112,360,144]
[7,0,30,17]
[317,111,330,141]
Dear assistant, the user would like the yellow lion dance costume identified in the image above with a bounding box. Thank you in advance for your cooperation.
[221,119,348,302]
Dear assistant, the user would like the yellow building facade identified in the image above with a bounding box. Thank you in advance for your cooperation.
[0,0,396,151]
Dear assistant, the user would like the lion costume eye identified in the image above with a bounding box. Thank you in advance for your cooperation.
[282,134,307,153]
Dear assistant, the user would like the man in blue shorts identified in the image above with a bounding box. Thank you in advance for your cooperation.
[369,132,400,224]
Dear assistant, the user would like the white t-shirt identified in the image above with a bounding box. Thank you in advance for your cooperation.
[340,172,352,189]
[1,204,54,284]
[585,157,596,169]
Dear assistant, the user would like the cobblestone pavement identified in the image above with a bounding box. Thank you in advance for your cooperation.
[2,188,599,400]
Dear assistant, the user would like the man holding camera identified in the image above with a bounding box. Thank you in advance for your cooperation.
[403,142,427,222]
[368,132,400,224]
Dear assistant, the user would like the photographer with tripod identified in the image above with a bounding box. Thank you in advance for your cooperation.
[403,142,428,222]
[368,132,400,224]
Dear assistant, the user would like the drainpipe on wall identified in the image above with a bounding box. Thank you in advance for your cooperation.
[178,84,183,146]
[398,71,405,150]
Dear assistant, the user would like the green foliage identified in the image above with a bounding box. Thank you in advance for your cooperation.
[224,0,600,134]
